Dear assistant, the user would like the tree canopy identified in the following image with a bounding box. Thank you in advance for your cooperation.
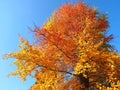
[4,2,120,90]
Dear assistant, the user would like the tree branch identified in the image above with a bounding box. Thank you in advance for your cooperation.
[36,63,75,76]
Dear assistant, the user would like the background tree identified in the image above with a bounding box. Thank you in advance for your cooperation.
[4,2,120,90]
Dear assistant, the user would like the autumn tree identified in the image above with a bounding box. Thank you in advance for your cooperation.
[4,2,120,90]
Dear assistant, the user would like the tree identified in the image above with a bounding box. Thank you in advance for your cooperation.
[4,2,120,90]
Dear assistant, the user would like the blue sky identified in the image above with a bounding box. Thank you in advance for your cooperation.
[0,0,120,90]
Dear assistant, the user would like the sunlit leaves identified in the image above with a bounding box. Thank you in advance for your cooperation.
[4,2,120,90]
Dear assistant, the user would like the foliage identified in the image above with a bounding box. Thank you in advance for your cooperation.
[4,2,120,90]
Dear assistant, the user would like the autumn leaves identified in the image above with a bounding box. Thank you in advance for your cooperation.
[4,2,120,90]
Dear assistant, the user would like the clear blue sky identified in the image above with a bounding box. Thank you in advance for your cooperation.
[0,0,120,90]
